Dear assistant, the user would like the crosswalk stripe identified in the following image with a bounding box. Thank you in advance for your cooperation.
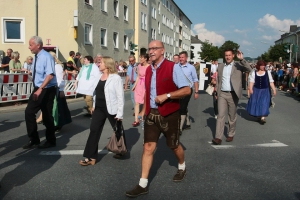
[209,140,288,149]
[39,150,112,155]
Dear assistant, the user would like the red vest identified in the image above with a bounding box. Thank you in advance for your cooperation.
[145,59,179,117]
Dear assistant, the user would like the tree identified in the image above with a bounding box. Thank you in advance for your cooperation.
[268,43,287,62]
[260,51,270,62]
[218,40,240,59]
[199,40,219,62]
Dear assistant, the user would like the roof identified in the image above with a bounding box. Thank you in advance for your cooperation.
[172,0,192,25]
[191,35,203,44]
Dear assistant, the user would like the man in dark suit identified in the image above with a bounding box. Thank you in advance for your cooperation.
[212,48,252,145]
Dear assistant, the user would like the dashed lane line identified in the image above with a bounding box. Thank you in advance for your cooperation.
[209,140,288,149]
[39,149,112,155]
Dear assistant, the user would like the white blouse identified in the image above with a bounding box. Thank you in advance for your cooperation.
[249,70,274,83]
[55,63,65,91]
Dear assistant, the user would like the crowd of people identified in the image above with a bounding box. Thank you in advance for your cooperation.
[2,35,300,198]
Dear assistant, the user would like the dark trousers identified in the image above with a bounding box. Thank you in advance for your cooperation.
[83,106,116,159]
[179,88,193,115]
[25,87,56,144]
[213,91,218,116]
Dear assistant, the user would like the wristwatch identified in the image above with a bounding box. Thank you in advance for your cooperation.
[195,91,199,94]
[167,93,171,99]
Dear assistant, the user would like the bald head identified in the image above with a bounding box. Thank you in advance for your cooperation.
[148,40,165,64]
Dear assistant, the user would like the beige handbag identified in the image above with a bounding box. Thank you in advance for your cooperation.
[106,121,127,155]
[205,84,214,95]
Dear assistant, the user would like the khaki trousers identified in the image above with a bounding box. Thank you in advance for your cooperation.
[84,95,93,114]
[215,91,239,139]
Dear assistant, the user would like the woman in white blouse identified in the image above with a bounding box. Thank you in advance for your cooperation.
[79,56,124,166]
[246,60,276,124]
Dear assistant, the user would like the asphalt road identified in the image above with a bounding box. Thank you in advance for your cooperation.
[1,90,300,200]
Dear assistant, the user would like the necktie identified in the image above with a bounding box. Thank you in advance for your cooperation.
[32,54,37,87]
[131,66,134,83]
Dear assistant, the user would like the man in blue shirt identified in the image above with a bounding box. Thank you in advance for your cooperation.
[177,51,199,134]
[1,48,13,72]
[23,36,58,149]
[124,55,137,110]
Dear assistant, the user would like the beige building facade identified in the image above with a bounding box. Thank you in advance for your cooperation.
[0,0,191,64]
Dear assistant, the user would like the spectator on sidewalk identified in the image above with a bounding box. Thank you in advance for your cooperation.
[74,52,82,70]
[1,48,13,72]
[22,56,33,74]
[9,51,23,73]
[64,61,77,75]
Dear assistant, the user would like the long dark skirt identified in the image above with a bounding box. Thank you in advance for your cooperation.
[53,90,72,127]
[246,87,270,117]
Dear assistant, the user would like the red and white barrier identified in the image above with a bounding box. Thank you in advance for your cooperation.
[0,72,128,103]
[0,73,34,103]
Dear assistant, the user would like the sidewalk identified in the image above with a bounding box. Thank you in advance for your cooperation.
[0,96,83,113]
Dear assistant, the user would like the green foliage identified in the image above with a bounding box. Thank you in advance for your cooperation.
[218,40,240,59]
[268,43,287,61]
[199,40,219,62]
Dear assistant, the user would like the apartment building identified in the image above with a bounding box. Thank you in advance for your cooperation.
[0,0,191,63]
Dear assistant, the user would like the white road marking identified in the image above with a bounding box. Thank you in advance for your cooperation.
[39,149,112,155]
[209,140,288,149]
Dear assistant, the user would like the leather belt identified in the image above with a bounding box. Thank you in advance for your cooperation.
[221,90,234,93]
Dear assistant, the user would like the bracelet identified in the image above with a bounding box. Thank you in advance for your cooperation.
[195,92,199,94]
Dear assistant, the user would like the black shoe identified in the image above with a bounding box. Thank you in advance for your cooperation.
[38,141,56,149]
[23,140,40,149]
[126,185,149,197]
[180,130,182,135]
[173,169,187,182]
[54,126,62,133]
[183,125,191,130]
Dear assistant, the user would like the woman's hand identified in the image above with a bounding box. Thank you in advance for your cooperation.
[249,88,253,94]
[91,107,95,114]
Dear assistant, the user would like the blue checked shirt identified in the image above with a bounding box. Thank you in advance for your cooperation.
[150,58,189,108]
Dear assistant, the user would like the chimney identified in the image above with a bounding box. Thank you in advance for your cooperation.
[290,25,297,32]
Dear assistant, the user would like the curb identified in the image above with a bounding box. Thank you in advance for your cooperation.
[0,97,84,113]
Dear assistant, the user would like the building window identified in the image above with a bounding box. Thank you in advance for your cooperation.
[124,35,128,50]
[100,0,107,12]
[100,28,107,46]
[158,2,160,14]
[141,12,147,30]
[158,22,160,34]
[151,7,156,19]
[141,0,147,5]
[2,18,25,43]
[84,23,92,45]
[85,0,92,6]
[124,5,128,21]
[114,0,119,17]
[113,32,119,48]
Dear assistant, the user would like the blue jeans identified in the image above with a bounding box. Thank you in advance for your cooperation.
[129,83,135,109]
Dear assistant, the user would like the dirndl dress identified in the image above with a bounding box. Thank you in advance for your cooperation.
[246,71,271,117]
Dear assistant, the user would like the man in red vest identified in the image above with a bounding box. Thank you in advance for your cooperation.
[126,40,191,198]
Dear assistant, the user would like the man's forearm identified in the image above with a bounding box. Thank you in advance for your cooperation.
[194,82,199,92]
[169,86,191,99]
[39,74,54,89]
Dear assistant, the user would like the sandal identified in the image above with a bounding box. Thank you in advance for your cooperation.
[132,121,140,127]
[113,154,124,159]
[79,158,96,166]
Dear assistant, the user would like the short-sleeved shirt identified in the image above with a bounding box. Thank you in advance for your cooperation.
[126,63,138,83]
[9,60,22,72]
[67,56,75,64]
[1,56,11,72]
[32,49,57,88]
[150,58,189,108]
[176,62,199,88]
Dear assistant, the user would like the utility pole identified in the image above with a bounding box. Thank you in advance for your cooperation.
[289,44,293,63]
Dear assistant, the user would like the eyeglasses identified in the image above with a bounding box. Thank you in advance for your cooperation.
[129,60,135,62]
[148,47,163,51]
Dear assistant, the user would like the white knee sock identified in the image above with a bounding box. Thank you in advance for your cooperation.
[139,178,148,188]
[178,161,186,170]
[186,112,190,125]
[180,115,186,130]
